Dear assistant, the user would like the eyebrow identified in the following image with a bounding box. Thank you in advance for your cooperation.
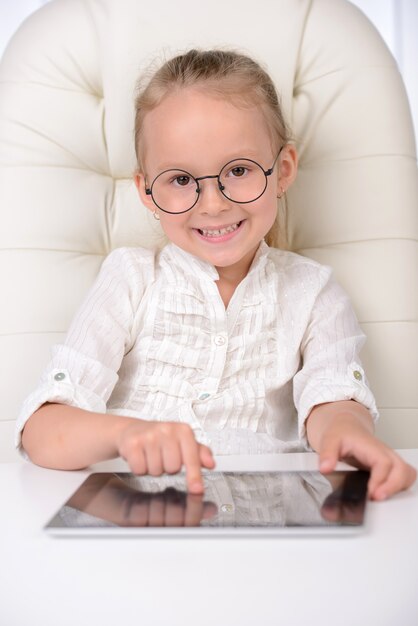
[155,150,265,172]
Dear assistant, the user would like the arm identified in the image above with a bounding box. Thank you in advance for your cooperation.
[21,402,215,493]
[21,402,130,470]
[18,248,216,490]
[291,265,414,499]
[306,399,374,452]
[15,248,141,457]
[306,399,417,500]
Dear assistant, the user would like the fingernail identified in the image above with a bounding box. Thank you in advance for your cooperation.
[320,459,332,471]
[190,481,203,493]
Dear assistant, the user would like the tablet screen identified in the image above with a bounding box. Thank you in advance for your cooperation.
[44,470,369,536]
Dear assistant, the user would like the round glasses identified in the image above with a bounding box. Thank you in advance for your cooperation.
[145,148,283,214]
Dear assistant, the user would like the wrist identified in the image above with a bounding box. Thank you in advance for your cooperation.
[306,400,374,451]
[110,413,140,446]
[111,414,153,452]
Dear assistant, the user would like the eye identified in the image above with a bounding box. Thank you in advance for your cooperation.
[229,166,247,177]
[172,175,192,187]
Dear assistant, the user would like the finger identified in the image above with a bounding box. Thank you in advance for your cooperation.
[126,495,151,527]
[164,489,187,527]
[367,457,393,500]
[147,495,166,527]
[179,428,205,494]
[161,438,183,475]
[202,501,218,520]
[370,459,417,501]
[318,433,342,474]
[127,446,147,475]
[407,464,418,488]
[199,444,216,469]
[184,494,218,526]
[184,493,205,526]
[320,501,342,523]
[143,434,164,476]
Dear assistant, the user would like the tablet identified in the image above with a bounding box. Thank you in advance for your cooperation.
[44,469,369,537]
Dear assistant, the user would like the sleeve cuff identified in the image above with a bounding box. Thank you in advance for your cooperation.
[14,374,107,458]
[296,362,380,448]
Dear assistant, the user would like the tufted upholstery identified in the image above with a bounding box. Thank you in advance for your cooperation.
[0,0,417,461]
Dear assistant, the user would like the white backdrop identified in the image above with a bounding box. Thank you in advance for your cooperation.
[349,0,417,147]
[1,0,417,146]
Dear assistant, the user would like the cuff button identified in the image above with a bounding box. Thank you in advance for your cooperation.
[353,370,363,381]
[54,372,66,381]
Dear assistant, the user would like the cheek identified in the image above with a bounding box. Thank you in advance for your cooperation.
[159,214,188,236]
[253,189,278,219]
[258,194,279,232]
[268,182,279,202]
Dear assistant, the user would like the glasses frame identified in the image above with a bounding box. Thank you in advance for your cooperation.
[145,146,284,215]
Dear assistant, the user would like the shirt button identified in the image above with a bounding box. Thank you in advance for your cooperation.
[199,393,211,401]
[353,370,363,381]
[221,504,234,513]
[214,335,226,346]
[54,372,66,381]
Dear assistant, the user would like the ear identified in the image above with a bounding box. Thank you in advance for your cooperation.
[134,171,155,213]
[277,144,298,192]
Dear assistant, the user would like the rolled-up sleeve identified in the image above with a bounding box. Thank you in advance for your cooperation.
[293,266,379,448]
[15,247,154,456]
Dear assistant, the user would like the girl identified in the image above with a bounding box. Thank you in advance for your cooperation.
[17,49,416,499]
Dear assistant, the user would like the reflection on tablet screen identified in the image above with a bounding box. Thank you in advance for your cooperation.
[45,470,369,531]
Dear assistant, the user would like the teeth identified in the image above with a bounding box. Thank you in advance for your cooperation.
[199,222,241,237]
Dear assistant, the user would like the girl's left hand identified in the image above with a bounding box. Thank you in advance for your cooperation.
[316,416,417,500]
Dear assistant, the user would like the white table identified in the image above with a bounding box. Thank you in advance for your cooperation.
[1,450,418,626]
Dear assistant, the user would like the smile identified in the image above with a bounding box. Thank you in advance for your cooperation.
[197,221,243,238]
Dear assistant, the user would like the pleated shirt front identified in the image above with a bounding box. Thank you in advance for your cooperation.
[16,241,379,456]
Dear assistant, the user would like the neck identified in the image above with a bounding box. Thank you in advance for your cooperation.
[216,263,248,287]
[215,248,258,308]
[216,242,260,284]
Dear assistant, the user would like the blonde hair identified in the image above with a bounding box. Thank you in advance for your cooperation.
[134,48,292,248]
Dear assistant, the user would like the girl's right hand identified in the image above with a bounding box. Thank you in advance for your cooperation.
[116,420,216,494]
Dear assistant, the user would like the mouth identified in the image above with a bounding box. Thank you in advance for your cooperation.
[195,220,244,239]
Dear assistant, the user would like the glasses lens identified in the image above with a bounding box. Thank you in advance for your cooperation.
[219,159,267,203]
[151,169,198,213]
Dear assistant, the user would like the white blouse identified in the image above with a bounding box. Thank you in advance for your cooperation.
[15,241,379,457]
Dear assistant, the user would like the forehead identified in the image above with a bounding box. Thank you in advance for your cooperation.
[141,88,274,173]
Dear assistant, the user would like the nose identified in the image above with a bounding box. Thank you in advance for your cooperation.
[196,177,231,215]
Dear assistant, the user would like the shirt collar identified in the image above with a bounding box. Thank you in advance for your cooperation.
[160,240,270,282]
[246,240,270,277]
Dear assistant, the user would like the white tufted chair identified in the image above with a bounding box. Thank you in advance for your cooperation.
[0,0,417,461]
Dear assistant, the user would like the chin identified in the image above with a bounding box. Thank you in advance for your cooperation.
[205,251,238,266]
